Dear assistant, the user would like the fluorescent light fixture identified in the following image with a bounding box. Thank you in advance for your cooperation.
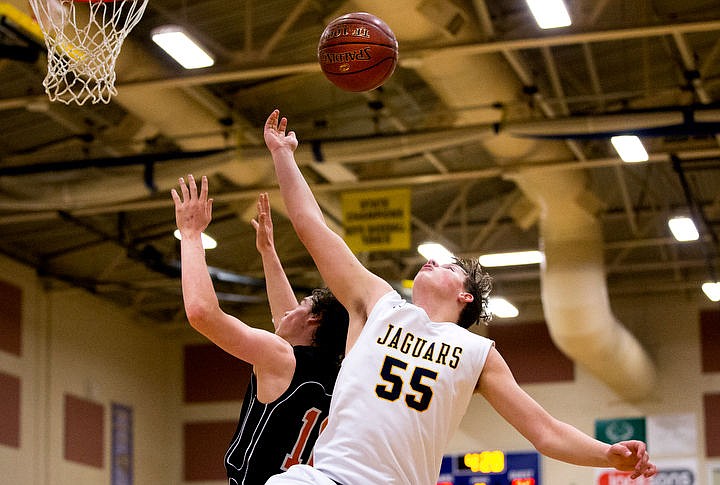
[479,250,543,267]
[417,242,455,265]
[526,0,571,29]
[611,135,648,163]
[151,26,214,69]
[702,282,720,302]
[488,297,519,318]
[173,229,217,249]
[668,216,699,242]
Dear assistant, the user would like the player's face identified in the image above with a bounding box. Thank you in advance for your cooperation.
[276,297,314,340]
[413,259,467,297]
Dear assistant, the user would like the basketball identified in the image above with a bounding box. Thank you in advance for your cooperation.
[318,12,398,92]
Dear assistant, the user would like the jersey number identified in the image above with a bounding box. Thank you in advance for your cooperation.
[282,407,328,469]
[375,355,438,411]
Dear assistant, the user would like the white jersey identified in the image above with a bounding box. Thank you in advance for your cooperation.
[312,290,494,485]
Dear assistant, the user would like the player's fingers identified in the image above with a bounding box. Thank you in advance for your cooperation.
[630,448,649,479]
[631,441,646,454]
[187,174,197,199]
[178,177,189,201]
[265,109,279,129]
[199,175,209,201]
[256,198,266,220]
[260,192,270,215]
[635,450,649,473]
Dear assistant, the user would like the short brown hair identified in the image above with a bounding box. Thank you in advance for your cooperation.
[309,287,349,363]
[454,257,493,328]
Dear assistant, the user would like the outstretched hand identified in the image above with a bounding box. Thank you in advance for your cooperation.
[171,174,213,238]
[264,109,298,154]
[251,192,274,254]
[606,440,656,479]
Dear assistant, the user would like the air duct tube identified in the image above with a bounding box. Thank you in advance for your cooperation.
[0,126,491,210]
[511,168,656,401]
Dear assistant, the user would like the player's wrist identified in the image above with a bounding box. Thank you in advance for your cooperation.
[180,231,204,242]
[270,145,296,156]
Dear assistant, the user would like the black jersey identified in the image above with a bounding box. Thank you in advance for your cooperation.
[224,346,338,485]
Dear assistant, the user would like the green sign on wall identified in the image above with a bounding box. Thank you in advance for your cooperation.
[595,417,646,444]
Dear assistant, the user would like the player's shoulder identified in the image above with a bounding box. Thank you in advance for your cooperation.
[292,346,339,379]
[441,323,494,350]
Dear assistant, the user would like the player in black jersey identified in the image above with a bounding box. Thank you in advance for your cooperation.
[172,176,349,484]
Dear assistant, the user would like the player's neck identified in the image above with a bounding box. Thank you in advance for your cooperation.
[413,296,459,325]
[285,334,314,347]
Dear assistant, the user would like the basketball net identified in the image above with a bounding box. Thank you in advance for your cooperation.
[27,0,148,105]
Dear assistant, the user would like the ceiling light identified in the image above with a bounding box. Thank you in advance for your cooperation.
[702,282,720,302]
[611,135,649,163]
[417,242,455,265]
[478,250,543,267]
[151,26,214,69]
[398,280,414,300]
[488,297,519,318]
[526,0,571,29]
[668,216,699,242]
[173,229,217,249]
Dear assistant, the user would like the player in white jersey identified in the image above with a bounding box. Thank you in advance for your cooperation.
[262,109,657,485]
[314,289,493,484]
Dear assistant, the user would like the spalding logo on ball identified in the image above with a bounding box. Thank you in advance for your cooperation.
[318,12,398,92]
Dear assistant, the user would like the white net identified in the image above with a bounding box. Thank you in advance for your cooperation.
[28,0,148,105]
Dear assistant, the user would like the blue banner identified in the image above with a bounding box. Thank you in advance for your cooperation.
[111,403,133,485]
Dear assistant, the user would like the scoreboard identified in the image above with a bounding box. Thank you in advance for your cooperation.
[437,451,540,485]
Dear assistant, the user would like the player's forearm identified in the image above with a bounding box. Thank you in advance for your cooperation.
[259,248,298,330]
[532,419,610,467]
[181,235,222,329]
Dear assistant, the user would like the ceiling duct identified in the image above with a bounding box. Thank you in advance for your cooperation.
[510,169,657,401]
[0,127,490,211]
[0,150,237,211]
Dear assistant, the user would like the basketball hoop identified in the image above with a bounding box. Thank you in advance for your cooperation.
[28,0,148,105]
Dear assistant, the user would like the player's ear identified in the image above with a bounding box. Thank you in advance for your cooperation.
[458,292,474,303]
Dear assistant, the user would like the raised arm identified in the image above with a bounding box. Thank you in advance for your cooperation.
[478,347,656,479]
[172,175,294,375]
[251,192,298,331]
[264,110,391,330]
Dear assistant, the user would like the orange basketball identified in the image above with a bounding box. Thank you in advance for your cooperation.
[318,12,398,92]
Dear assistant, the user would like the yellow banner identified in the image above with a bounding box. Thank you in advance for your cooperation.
[341,188,411,252]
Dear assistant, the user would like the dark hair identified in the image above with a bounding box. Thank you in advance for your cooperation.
[453,257,493,328]
[308,287,349,363]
